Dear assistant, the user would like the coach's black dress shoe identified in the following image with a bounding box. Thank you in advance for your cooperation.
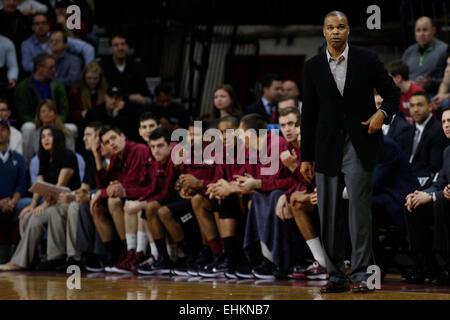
[320,280,350,293]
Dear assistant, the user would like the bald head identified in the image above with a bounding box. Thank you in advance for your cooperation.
[415,16,435,48]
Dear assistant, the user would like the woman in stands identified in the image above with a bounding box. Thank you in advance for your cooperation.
[23,99,76,166]
[0,126,80,271]
[208,84,242,128]
[69,61,108,125]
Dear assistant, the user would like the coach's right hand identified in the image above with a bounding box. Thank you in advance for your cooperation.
[300,161,313,184]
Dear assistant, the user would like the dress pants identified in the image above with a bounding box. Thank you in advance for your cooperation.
[46,202,81,261]
[406,197,450,261]
[316,135,374,283]
[11,208,50,268]
[76,204,107,256]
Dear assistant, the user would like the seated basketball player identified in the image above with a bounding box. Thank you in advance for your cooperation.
[89,125,150,271]
[182,117,241,276]
[275,107,327,280]
[111,113,161,274]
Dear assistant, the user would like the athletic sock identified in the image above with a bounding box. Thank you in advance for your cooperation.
[208,237,223,256]
[136,232,148,254]
[125,233,137,251]
[119,239,127,254]
[223,236,238,263]
[149,242,158,260]
[154,238,169,259]
[306,237,326,267]
[103,240,115,255]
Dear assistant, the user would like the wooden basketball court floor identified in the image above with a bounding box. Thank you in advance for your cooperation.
[1,271,450,300]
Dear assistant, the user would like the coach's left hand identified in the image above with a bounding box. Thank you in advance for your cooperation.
[361,109,385,134]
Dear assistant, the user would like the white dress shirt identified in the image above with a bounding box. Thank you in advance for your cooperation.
[326,44,349,96]
[409,113,433,163]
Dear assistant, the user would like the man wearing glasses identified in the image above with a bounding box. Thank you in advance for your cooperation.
[21,12,94,74]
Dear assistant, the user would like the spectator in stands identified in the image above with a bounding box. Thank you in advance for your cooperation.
[431,53,450,111]
[0,34,18,91]
[69,61,108,125]
[34,123,105,271]
[23,99,75,166]
[84,86,137,141]
[14,53,69,147]
[89,125,150,273]
[402,16,447,94]
[0,118,27,263]
[404,92,448,189]
[278,95,300,111]
[100,35,150,107]
[207,84,241,128]
[404,106,450,285]
[54,0,96,47]
[49,30,81,89]
[21,12,94,74]
[142,83,190,130]
[387,59,425,124]
[375,91,412,155]
[80,123,112,272]
[281,80,302,111]
[0,0,31,64]
[0,126,80,271]
[0,0,48,15]
[0,99,22,154]
[244,73,283,124]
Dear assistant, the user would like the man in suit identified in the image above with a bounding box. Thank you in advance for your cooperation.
[300,11,400,293]
[244,73,283,124]
[404,107,450,285]
[404,92,448,189]
[373,136,420,236]
[375,93,412,155]
[372,136,420,277]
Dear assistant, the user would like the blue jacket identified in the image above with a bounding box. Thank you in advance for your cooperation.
[0,150,27,198]
[373,136,420,206]
[21,34,94,73]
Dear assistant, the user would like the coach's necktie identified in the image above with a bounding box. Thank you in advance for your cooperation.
[409,128,421,163]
